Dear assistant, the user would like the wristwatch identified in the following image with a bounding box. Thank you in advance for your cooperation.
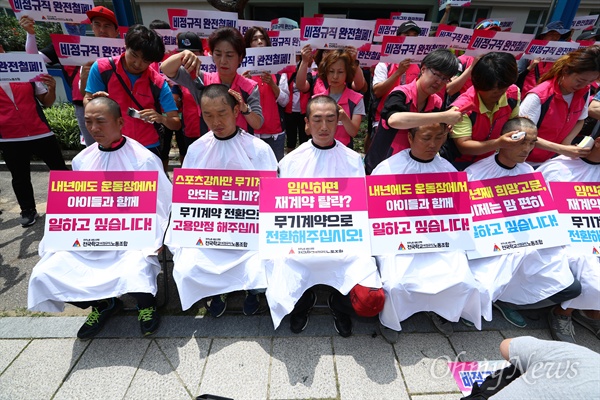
[241,104,252,115]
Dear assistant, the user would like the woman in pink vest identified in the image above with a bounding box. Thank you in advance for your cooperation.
[296,47,365,149]
[161,27,263,136]
[364,49,463,173]
[243,26,290,161]
[520,45,600,164]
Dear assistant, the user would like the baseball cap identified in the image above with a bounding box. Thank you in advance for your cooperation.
[85,6,118,27]
[177,31,203,52]
[474,19,501,31]
[397,20,421,35]
[350,285,385,317]
[539,21,570,36]
[576,27,600,41]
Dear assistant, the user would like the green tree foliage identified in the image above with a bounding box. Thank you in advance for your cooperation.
[0,14,62,52]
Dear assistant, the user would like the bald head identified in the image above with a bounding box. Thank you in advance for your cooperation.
[86,96,122,119]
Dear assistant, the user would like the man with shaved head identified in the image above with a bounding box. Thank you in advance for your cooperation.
[28,97,172,339]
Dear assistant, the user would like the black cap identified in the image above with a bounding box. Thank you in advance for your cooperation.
[397,20,421,35]
[576,27,600,41]
[177,31,202,52]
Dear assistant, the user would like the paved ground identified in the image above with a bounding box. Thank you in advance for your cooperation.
[1,168,599,400]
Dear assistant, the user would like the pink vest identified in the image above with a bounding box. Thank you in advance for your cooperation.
[0,83,51,139]
[522,61,553,97]
[527,77,590,163]
[252,74,284,135]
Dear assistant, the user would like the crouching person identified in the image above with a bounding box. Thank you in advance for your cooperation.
[265,95,385,337]
[27,97,172,339]
[371,123,485,343]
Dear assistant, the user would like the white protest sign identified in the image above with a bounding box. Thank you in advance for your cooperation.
[0,53,48,82]
[300,17,375,49]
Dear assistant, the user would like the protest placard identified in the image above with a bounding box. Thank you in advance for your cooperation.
[390,12,425,21]
[571,15,599,30]
[259,178,370,258]
[238,46,295,75]
[356,44,382,68]
[522,40,580,62]
[169,169,275,250]
[168,8,237,38]
[550,182,600,256]
[465,29,534,57]
[448,360,511,396]
[467,173,569,259]
[50,34,125,66]
[268,30,301,53]
[439,0,472,11]
[44,171,159,251]
[373,19,433,43]
[367,172,473,254]
[436,24,474,51]
[9,0,93,23]
[300,17,375,49]
[0,53,48,82]
[380,35,452,64]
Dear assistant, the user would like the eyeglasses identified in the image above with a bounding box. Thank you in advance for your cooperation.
[476,20,501,30]
[427,68,452,83]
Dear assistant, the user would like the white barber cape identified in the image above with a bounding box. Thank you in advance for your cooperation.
[166,129,278,310]
[28,136,172,312]
[538,155,600,310]
[465,154,575,320]
[265,140,381,329]
[372,149,485,331]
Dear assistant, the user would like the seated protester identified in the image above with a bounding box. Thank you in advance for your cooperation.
[265,95,384,337]
[450,52,521,170]
[84,25,181,156]
[364,49,463,174]
[371,20,422,132]
[160,27,264,136]
[537,137,600,341]
[296,47,365,148]
[243,26,290,161]
[519,45,600,165]
[166,84,277,317]
[371,123,485,343]
[465,117,581,342]
[27,97,172,339]
[516,21,570,97]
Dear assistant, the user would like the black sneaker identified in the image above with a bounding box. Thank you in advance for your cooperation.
[206,295,227,318]
[19,209,39,227]
[290,291,317,334]
[77,298,122,340]
[328,294,352,338]
[138,306,160,336]
[243,292,261,316]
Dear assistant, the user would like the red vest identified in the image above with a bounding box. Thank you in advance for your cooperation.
[373,63,420,124]
[180,85,201,138]
[386,80,443,153]
[457,54,474,94]
[0,83,51,139]
[281,65,309,114]
[97,54,165,147]
[63,66,84,102]
[201,72,259,134]
[451,84,520,162]
[522,61,553,97]
[527,77,590,163]
[252,74,284,135]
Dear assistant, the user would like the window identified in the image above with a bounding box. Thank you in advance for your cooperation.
[447,7,490,29]
[523,9,548,36]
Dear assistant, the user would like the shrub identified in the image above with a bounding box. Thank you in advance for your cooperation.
[43,103,84,151]
[0,14,62,52]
